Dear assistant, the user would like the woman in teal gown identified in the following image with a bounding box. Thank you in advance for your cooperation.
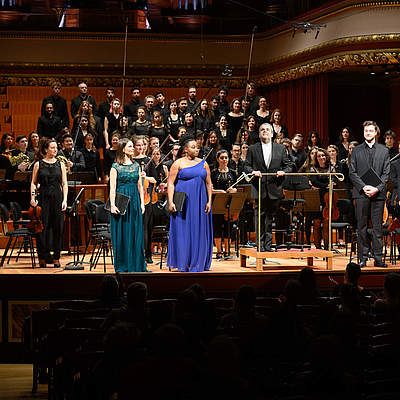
[109,138,146,272]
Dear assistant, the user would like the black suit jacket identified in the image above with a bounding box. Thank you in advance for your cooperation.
[349,142,390,200]
[244,141,293,200]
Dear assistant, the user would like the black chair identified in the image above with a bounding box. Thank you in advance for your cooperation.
[0,202,36,267]
[81,200,108,263]
[151,224,169,269]
[330,198,353,253]
[89,203,113,272]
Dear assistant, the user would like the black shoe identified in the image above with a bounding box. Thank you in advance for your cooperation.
[374,260,388,268]
[146,257,153,264]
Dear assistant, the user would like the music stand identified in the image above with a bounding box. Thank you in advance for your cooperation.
[64,187,86,271]
[282,175,311,250]
[212,193,231,262]
[225,192,247,258]
[237,184,254,247]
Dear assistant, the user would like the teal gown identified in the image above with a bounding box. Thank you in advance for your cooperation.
[110,162,146,272]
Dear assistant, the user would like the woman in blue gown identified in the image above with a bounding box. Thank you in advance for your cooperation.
[167,134,213,272]
[109,138,146,272]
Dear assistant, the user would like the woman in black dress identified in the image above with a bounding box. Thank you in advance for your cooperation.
[335,126,353,162]
[195,99,214,134]
[255,96,271,127]
[205,130,221,170]
[215,114,233,150]
[165,99,182,140]
[305,131,322,153]
[132,135,158,264]
[30,138,68,267]
[81,132,102,182]
[103,98,122,150]
[147,111,169,144]
[271,108,289,139]
[227,98,244,142]
[104,132,120,183]
[211,149,237,258]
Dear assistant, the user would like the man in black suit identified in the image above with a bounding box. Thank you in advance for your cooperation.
[70,82,97,118]
[244,123,292,252]
[349,121,390,268]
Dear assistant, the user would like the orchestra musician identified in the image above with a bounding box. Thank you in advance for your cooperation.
[132,135,158,265]
[244,123,292,252]
[349,121,390,268]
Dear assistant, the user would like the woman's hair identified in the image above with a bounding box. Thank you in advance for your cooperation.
[137,105,146,115]
[111,98,122,112]
[177,133,196,158]
[76,101,96,132]
[245,115,256,129]
[299,145,319,172]
[39,138,58,158]
[110,131,121,142]
[28,131,40,152]
[132,135,147,147]
[152,110,164,127]
[206,130,221,149]
[315,147,331,169]
[339,126,353,142]
[327,144,339,155]
[115,138,133,164]
[272,108,282,122]
[216,149,229,159]
[84,132,97,151]
[306,130,322,148]
[0,133,13,152]
[230,97,241,112]
[196,99,215,119]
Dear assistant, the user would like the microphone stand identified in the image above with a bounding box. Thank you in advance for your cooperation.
[64,111,86,271]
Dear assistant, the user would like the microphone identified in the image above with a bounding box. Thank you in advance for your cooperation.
[252,25,258,34]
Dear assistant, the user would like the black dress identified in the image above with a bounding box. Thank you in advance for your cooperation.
[36,160,64,261]
[211,168,237,239]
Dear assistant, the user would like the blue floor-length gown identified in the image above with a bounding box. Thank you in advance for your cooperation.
[110,162,146,272]
[167,159,213,272]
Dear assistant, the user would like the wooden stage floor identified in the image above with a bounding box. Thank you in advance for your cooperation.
[0,247,398,275]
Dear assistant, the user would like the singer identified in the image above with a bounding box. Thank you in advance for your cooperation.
[167,134,213,272]
[244,123,292,252]
[109,138,146,273]
[30,138,68,268]
[349,121,390,268]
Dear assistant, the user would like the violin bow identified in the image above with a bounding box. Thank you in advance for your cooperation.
[143,135,173,171]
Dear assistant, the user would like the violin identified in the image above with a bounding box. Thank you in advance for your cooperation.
[322,188,340,221]
[27,190,43,234]
[141,161,158,206]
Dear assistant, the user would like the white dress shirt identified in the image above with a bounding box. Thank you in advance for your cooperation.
[261,141,272,169]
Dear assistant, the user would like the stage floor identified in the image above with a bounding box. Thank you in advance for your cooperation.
[0,246,398,275]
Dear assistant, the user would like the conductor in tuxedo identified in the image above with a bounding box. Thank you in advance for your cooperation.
[244,123,292,252]
[349,121,390,268]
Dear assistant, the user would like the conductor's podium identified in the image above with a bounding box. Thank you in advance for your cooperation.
[240,248,333,271]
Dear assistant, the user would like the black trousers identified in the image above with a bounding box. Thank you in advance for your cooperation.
[254,196,280,251]
[355,197,384,262]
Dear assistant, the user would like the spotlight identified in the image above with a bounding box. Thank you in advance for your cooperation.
[368,66,375,76]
